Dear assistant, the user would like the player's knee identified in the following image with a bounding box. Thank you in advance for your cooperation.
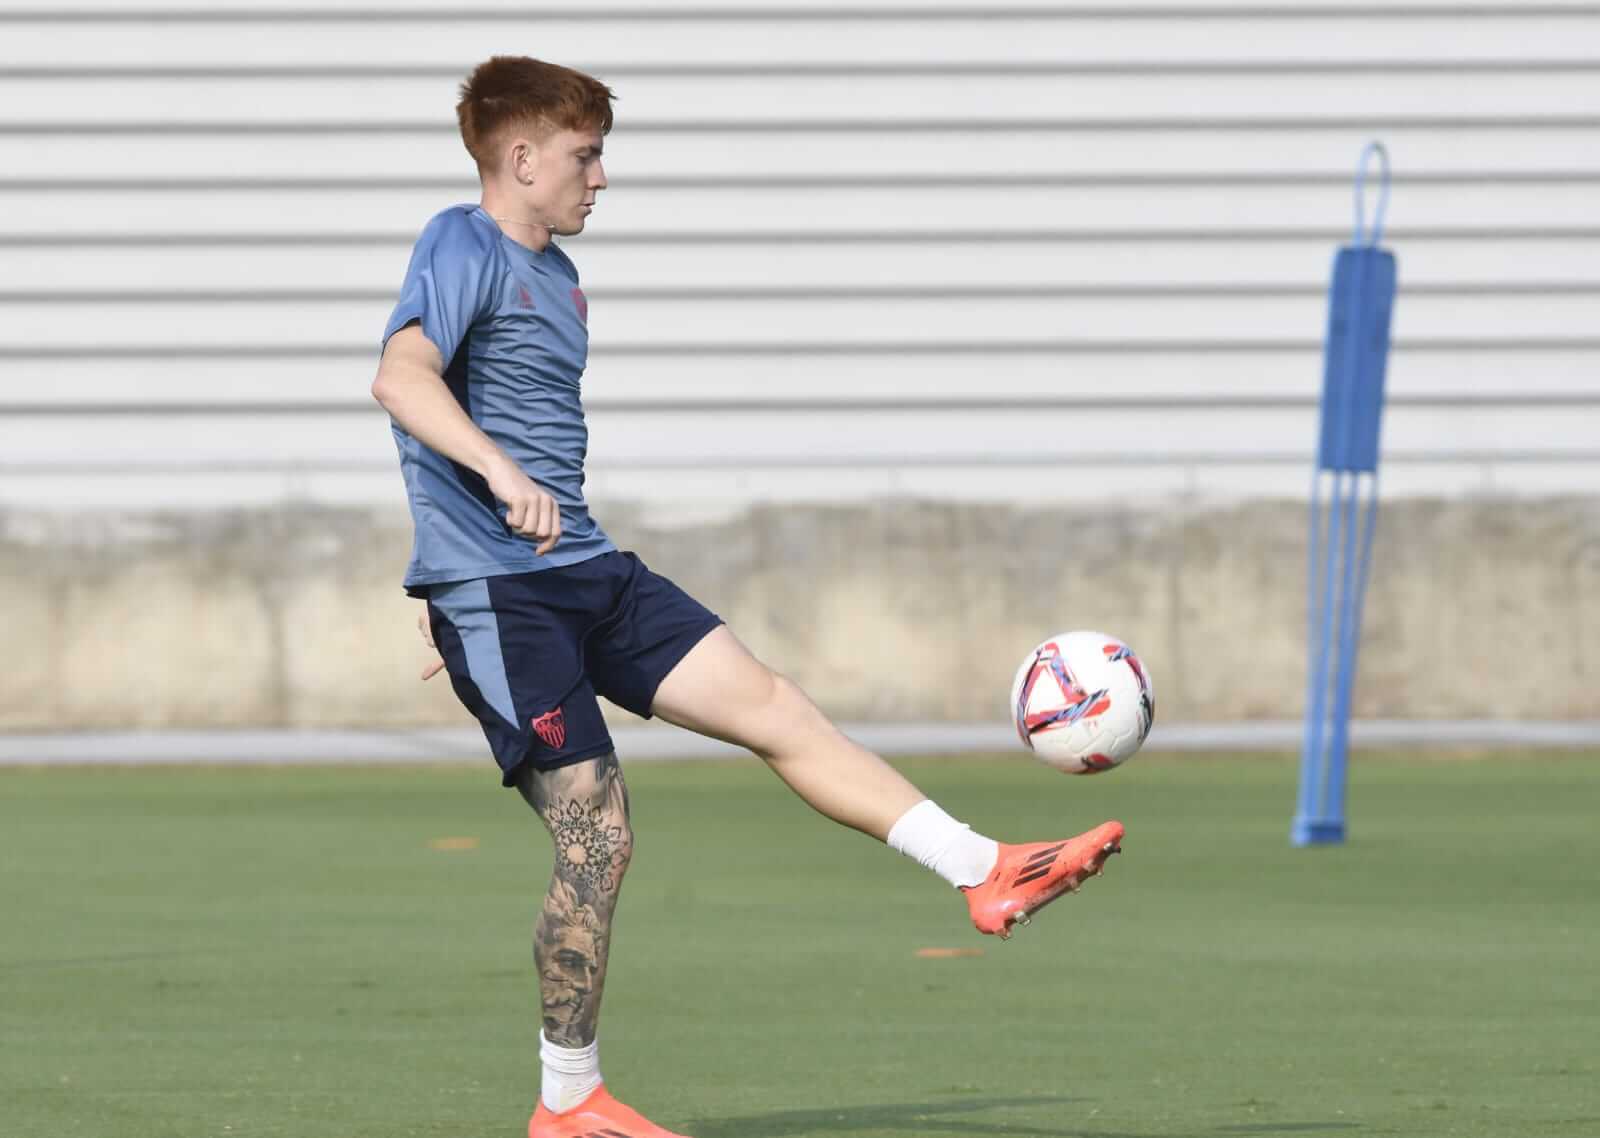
[747,671,830,757]
[547,800,633,894]
[767,671,807,715]
[611,814,635,874]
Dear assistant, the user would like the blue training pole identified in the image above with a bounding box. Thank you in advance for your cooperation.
[1293,142,1398,847]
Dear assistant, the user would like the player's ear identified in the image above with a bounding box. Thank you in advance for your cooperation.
[509,138,535,185]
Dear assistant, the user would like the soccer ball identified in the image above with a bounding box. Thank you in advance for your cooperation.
[1009,631,1155,774]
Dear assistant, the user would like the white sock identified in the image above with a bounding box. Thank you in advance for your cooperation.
[886,799,1000,889]
[540,1032,602,1113]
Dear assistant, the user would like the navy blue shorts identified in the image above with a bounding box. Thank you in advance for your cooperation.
[425,551,723,785]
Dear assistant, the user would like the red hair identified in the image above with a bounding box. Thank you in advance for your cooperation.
[456,56,615,171]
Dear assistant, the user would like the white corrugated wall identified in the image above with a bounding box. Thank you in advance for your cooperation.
[3,1,1598,510]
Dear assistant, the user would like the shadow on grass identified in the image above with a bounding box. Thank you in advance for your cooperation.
[690,1097,1369,1138]
[1214,1127,1363,1134]
[691,1095,1100,1138]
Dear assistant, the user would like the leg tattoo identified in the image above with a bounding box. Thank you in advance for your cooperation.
[516,752,633,1048]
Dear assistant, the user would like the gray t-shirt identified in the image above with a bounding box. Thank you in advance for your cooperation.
[382,205,615,594]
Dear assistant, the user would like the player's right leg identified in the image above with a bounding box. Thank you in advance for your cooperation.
[647,626,1123,940]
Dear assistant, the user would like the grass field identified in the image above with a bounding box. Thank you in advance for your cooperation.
[3,753,1596,1138]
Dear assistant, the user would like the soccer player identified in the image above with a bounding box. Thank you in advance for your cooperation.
[372,55,1125,1138]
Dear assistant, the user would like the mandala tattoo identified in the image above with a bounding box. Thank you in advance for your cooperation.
[549,798,628,894]
[518,752,633,1047]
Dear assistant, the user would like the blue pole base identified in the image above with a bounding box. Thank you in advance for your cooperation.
[1291,817,1347,846]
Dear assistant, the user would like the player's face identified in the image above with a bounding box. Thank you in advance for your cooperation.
[518,126,607,236]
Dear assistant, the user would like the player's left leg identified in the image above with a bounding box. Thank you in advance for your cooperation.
[514,752,631,1053]
[426,567,689,1137]
[515,752,691,1138]
[650,626,1123,937]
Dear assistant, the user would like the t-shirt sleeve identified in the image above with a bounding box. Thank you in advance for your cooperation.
[382,210,496,363]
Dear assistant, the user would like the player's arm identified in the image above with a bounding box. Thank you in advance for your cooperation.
[371,323,561,555]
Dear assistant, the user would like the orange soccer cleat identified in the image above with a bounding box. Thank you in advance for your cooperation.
[962,821,1125,939]
[529,1085,693,1138]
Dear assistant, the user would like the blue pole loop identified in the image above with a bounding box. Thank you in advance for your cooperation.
[1352,140,1390,247]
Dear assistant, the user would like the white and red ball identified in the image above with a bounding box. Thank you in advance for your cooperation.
[1009,631,1155,774]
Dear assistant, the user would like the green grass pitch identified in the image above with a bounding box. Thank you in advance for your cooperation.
[3,754,1596,1138]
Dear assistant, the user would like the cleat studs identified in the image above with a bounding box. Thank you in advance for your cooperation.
[1013,910,1031,927]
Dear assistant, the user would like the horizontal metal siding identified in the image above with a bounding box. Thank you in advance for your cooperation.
[2,293,1593,350]
[6,70,1600,121]
[1,2,1597,508]
[13,184,1600,232]
[5,10,1600,66]
[12,125,1600,177]
[8,236,1599,288]
[10,348,1600,406]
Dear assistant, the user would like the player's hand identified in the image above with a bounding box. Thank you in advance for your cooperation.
[486,455,562,555]
[417,606,445,681]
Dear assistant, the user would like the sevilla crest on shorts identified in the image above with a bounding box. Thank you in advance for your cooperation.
[531,707,567,749]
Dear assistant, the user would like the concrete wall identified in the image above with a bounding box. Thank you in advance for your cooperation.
[6,497,1597,731]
